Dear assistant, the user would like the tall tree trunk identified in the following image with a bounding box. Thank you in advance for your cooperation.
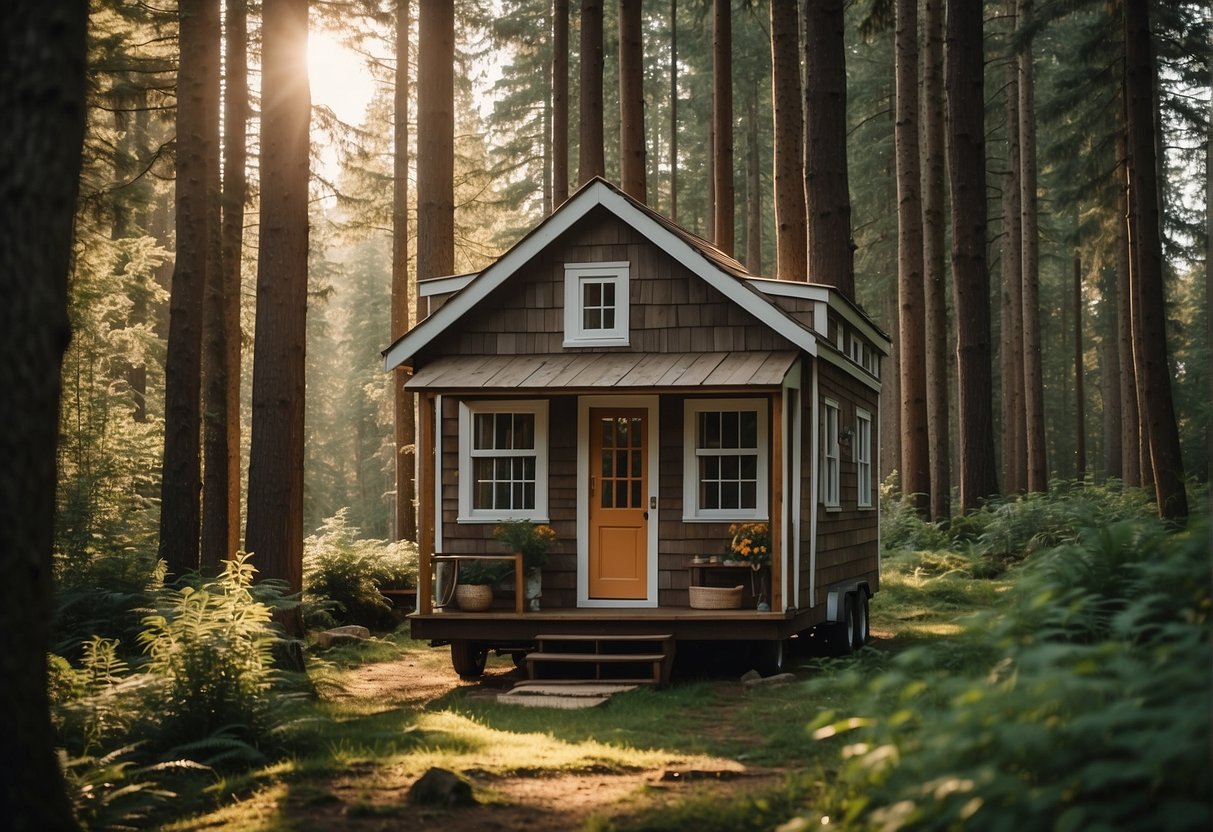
[896,0,929,515]
[1116,126,1141,486]
[1207,49,1212,488]
[553,0,569,205]
[712,0,734,254]
[946,0,999,512]
[1123,0,1186,521]
[0,4,87,827]
[202,0,238,570]
[161,0,221,576]
[921,0,950,520]
[418,0,454,278]
[1000,5,1025,495]
[219,0,248,560]
[880,287,902,484]
[745,90,762,273]
[1074,252,1086,478]
[669,0,678,221]
[770,0,806,281]
[619,0,646,202]
[803,0,854,297]
[1099,264,1122,480]
[1018,0,1046,493]
[578,0,605,184]
[245,0,311,634]
[393,0,416,542]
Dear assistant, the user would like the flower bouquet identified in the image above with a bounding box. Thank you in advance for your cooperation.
[493,520,557,570]
[727,522,771,570]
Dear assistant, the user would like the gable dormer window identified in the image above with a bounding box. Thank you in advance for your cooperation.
[563,261,630,346]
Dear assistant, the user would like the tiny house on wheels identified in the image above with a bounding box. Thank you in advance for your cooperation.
[383,178,890,682]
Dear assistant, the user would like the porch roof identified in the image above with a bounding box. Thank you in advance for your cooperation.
[405,350,800,392]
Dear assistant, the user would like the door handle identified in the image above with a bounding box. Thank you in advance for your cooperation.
[643,511,649,520]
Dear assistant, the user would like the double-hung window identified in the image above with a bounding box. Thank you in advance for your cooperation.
[821,399,840,508]
[458,400,548,522]
[855,408,872,508]
[683,399,768,520]
[563,261,630,346]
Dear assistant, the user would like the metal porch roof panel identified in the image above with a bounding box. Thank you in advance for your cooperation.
[405,351,800,392]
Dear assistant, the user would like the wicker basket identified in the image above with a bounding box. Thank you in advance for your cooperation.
[455,583,494,612]
[688,585,744,610]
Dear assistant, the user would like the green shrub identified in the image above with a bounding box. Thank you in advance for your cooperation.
[303,509,418,629]
[800,515,1212,831]
[53,550,164,658]
[879,473,949,553]
[137,553,279,749]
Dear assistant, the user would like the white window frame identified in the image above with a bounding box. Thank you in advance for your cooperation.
[821,398,840,509]
[457,400,549,523]
[682,398,769,521]
[563,261,630,346]
[856,407,873,508]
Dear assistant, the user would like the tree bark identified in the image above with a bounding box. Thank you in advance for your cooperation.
[1000,2,1025,495]
[1122,0,1187,521]
[0,2,87,827]
[1018,0,1047,493]
[578,0,605,184]
[553,0,569,205]
[920,0,950,520]
[394,0,417,543]
[670,0,679,221]
[418,0,455,278]
[619,0,646,202]
[744,90,762,273]
[202,0,238,570]
[896,0,929,515]
[161,0,221,577]
[1099,262,1122,480]
[246,0,311,633]
[803,0,854,297]
[946,0,999,512]
[1074,252,1086,478]
[712,0,734,254]
[770,0,806,281]
[1116,125,1141,486]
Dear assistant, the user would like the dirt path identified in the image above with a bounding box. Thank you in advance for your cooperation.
[292,651,785,831]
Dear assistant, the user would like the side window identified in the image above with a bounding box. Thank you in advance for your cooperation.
[563,261,630,346]
[855,408,872,508]
[821,399,840,508]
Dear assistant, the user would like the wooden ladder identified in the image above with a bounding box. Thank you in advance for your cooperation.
[525,633,676,686]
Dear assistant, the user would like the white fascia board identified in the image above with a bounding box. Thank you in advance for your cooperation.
[595,188,818,356]
[825,293,892,355]
[818,342,883,393]
[383,182,609,371]
[419,272,476,298]
[744,277,890,356]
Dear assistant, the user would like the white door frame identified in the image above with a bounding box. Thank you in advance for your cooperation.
[576,395,660,608]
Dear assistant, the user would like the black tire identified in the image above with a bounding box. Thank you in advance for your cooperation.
[450,640,488,679]
[841,592,857,655]
[853,591,870,649]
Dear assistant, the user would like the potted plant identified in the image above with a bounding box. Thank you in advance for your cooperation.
[455,560,508,612]
[494,520,557,611]
[727,522,772,611]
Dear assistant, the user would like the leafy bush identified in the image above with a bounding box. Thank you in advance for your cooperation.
[879,473,950,553]
[303,509,418,629]
[53,550,164,658]
[799,515,1212,831]
[137,553,279,750]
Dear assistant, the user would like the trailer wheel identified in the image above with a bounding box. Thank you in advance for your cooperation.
[450,640,488,679]
[852,590,869,650]
[841,592,858,654]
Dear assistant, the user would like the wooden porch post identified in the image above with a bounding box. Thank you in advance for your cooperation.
[770,391,783,612]
[418,392,436,613]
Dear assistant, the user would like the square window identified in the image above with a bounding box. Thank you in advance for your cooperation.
[564,262,630,346]
[683,399,769,521]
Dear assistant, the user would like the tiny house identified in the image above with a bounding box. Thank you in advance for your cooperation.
[383,178,890,680]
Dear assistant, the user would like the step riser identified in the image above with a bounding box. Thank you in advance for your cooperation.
[525,633,676,685]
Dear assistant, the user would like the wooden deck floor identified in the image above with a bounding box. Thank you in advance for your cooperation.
[408,604,819,643]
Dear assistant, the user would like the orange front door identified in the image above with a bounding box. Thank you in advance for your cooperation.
[588,409,648,599]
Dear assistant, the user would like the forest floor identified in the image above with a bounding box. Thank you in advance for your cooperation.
[271,646,797,832]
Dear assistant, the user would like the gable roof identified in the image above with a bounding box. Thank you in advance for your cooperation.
[383,177,825,372]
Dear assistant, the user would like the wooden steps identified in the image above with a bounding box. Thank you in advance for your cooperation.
[526,633,676,686]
